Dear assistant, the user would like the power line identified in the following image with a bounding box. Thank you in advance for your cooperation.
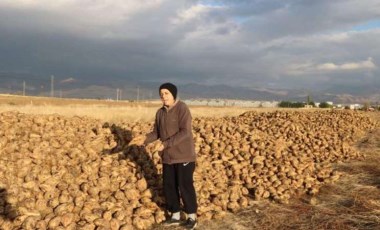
[0,74,48,81]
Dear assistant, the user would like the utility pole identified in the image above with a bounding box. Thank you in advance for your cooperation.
[23,81,26,96]
[116,88,119,101]
[50,75,54,97]
[137,86,140,101]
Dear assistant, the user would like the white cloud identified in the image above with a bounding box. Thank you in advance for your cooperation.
[171,4,210,25]
[285,62,314,76]
[287,58,376,75]
[0,0,165,35]
[317,58,376,71]
[60,77,76,84]
[317,63,339,71]
[0,0,164,16]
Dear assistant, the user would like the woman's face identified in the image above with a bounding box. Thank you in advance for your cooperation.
[160,89,175,106]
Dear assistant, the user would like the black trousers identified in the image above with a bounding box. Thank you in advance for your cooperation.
[163,162,197,214]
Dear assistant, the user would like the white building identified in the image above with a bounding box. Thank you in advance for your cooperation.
[349,104,362,110]
[183,99,279,108]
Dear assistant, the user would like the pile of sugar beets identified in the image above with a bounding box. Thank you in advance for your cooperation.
[0,110,377,229]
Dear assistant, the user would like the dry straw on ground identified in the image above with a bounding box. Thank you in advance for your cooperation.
[0,94,255,123]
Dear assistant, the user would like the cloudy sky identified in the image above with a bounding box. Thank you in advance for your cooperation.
[0,0,379,90]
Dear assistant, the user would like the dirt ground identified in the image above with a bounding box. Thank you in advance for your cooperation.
[153,113,380,230]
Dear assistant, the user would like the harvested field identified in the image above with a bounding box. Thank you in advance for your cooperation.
[0,94,255,122]
[0,104,379,229]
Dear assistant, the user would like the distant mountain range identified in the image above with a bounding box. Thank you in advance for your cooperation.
[0,72,379,104]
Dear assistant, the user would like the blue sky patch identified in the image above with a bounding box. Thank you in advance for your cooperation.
[352,19,380,31]
[199,0,227,7]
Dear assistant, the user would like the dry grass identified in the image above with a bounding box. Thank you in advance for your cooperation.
[0,94,160,122]
[0,104,157,123]
[0,94,284,122]
[0,103,260,123]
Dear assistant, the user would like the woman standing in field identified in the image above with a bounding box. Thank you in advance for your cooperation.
[131,83,198,229]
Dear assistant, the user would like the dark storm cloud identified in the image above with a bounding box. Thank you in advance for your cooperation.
[0,0,379,90]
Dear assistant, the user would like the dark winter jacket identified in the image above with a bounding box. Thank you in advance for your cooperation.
[144,100,196,164]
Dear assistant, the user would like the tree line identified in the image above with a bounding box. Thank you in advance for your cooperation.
[278,101,332,108]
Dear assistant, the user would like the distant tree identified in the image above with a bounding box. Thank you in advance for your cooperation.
[319,102,332,108]
[344,105,350,110]
[293,102,305,108]
[278,101,306,108]
[362,102,370,111]
[278,101,292,108]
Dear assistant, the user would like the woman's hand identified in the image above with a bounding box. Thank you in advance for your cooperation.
[129,135,146,146]
[156,141,165,151]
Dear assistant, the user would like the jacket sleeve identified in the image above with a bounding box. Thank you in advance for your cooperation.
[144,111,159,144]
[163,104,192,148]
